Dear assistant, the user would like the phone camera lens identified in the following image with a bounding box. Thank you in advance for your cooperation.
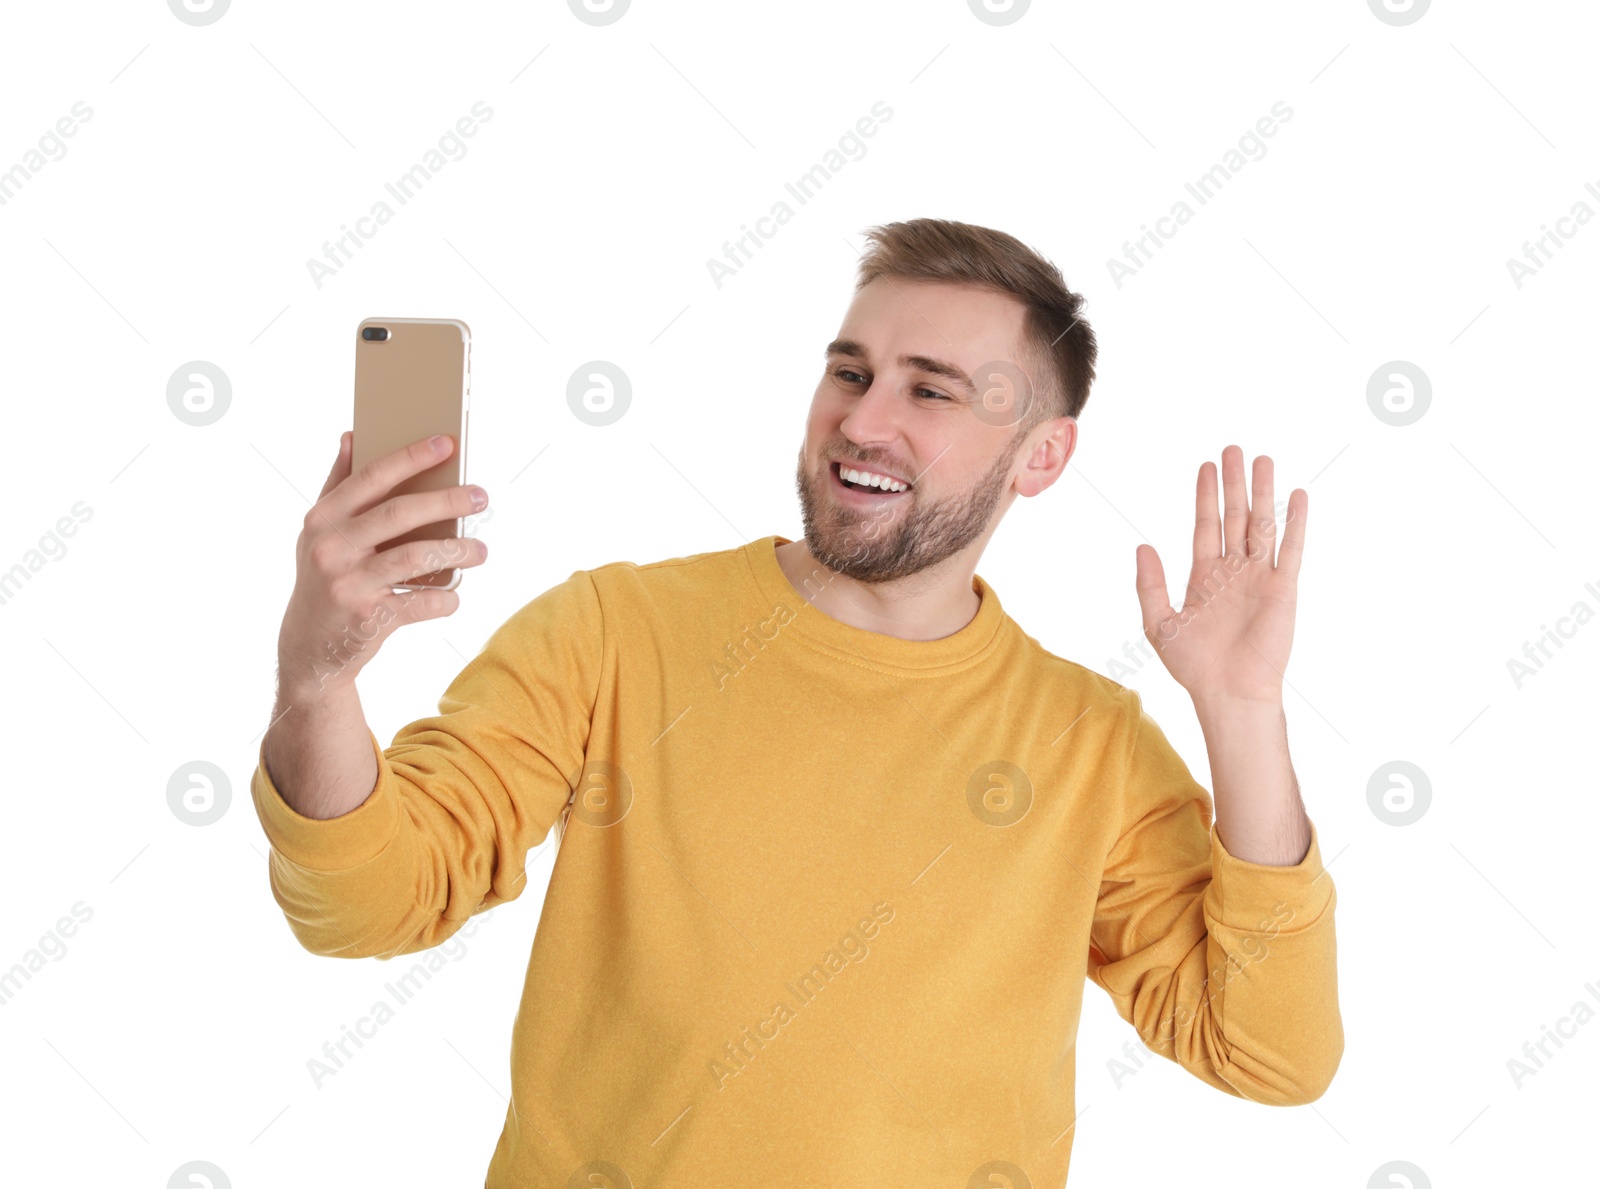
[362,327,389,341]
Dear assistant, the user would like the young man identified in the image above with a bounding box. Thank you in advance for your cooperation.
[255,217,1340,1187]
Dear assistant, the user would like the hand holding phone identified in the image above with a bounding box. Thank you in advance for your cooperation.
[277,431,490,701]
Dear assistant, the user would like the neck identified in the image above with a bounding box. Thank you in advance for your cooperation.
[774,537,983,643]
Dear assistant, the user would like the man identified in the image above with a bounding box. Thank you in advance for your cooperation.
[253,217,1341,1187]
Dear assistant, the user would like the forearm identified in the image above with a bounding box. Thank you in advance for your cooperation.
[255,674,423,960]
[1192,695,1310,866]
[1091,686,1341,1104]
[262,675,379,821]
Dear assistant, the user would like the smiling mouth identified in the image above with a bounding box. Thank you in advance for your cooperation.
[830,460,912,498]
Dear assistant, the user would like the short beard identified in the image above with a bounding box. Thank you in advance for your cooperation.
[793,433,1019,584]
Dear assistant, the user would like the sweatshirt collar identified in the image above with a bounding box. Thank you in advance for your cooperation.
[742,534,1008,675]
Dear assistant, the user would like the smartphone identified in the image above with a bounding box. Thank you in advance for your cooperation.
[351,317,471,592]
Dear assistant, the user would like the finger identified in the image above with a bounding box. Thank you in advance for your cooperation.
[346,483,485,553]
[367,535,486,590]
[329,433,455,521]
[379,585,461,627]
[1221,444,1248,557]
[1247,454,1276,564]
[1134,543,1176,638]
[1277,489,1307,584]
[318,431,353,500]
[1193,460,1221,564]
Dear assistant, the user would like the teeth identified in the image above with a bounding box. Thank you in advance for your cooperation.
[840,465,908,493]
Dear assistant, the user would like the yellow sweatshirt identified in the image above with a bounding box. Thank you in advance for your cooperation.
[251,534,1342,1186]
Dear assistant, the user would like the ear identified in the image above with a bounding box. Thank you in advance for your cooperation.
[1015,416,1077,498]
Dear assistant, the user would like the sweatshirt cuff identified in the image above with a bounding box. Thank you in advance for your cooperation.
[1204,819,1332,932]
[250,728,402,871]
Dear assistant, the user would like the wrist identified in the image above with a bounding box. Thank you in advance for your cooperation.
[1191,690,1284,729]
[274,665,361,719]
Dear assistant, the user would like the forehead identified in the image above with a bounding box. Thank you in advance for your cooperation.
[835,277,1028,368]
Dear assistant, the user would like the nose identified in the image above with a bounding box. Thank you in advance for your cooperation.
[838,375,905,444]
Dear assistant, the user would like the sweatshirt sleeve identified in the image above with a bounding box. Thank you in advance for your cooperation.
[1086,688,1343,1106]
[249,568,604,961]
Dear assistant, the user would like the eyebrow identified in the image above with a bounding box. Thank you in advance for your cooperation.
[824,338,978,398]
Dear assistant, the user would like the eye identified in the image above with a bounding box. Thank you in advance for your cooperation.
[831,367,951,402]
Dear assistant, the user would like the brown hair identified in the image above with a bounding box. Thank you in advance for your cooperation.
[853,218,1098,433]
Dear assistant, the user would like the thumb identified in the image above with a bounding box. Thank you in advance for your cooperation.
[318,430,352,500]
[1134,543,1175,639]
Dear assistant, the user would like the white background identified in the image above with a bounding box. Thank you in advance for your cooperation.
[1,1,1594,1185]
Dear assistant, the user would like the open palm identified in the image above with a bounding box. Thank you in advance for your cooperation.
[1134,446,1307,706]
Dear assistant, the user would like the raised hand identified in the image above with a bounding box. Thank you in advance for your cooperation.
[1133,445,1306,707]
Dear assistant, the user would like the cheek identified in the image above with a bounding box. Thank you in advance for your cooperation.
[814,382,849,411]
[806,400,846,440]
